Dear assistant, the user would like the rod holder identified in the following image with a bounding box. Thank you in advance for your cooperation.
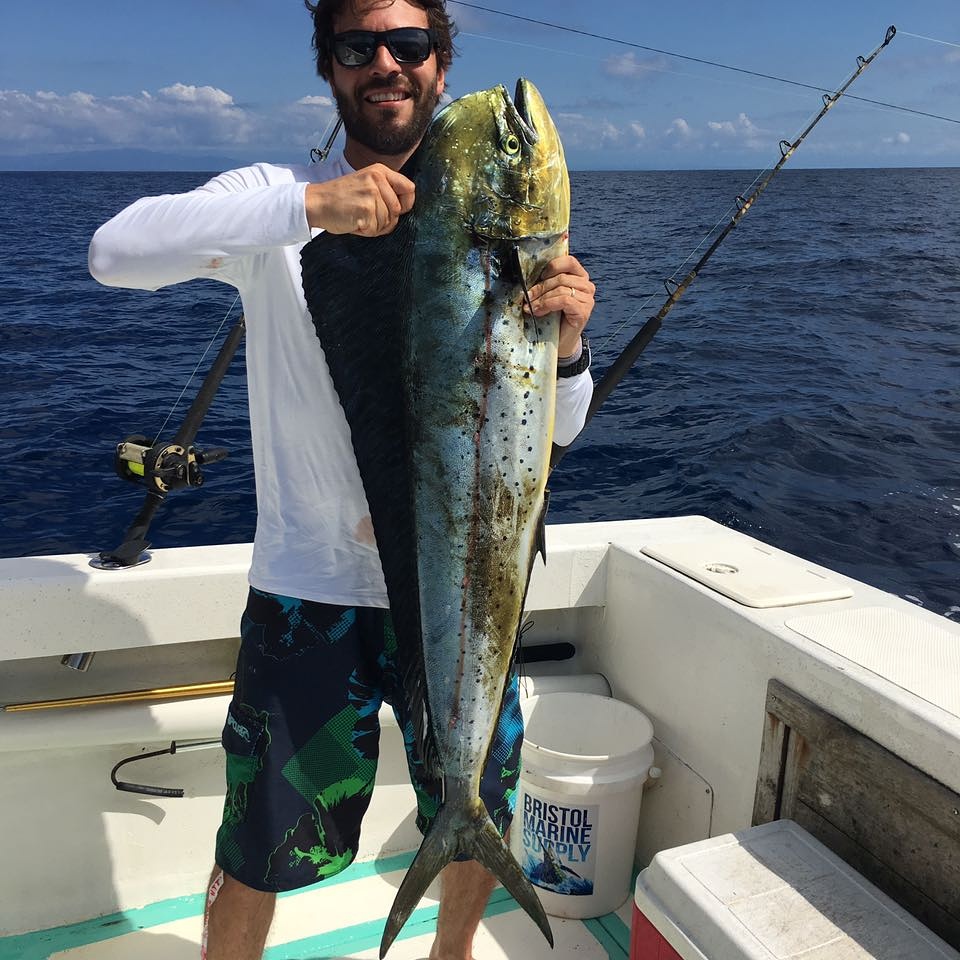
[60,652,96,672]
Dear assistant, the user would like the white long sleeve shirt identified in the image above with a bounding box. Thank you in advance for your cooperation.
[89,154,593,606]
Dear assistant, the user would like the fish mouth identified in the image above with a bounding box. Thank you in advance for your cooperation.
[507,78,540,146]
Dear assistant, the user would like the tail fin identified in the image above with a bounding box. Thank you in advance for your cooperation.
[379,799,553,957]
[473,811,554,949]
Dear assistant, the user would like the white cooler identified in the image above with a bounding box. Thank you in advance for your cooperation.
[630,819,959,960]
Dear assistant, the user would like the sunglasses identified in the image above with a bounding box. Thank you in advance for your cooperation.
[331,28,438,68]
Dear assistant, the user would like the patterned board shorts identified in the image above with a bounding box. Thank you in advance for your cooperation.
[214,587,524,893]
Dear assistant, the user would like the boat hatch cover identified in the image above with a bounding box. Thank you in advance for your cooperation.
[641,538,853,608]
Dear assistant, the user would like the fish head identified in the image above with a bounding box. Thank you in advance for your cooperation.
[416,78,570,242]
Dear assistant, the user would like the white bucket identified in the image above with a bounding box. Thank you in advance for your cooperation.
[511,692,655,919]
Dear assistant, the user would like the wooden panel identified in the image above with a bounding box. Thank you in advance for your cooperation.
[752,709,788,825]
[753,679,960,950]
[793,803,960,948]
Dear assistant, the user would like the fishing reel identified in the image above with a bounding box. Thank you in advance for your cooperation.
[114,434,228,496]
[92,434,231,570]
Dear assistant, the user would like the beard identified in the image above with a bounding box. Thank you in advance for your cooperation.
[333,76,441,157]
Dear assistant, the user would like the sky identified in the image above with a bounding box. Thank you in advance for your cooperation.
[0,1,957,170]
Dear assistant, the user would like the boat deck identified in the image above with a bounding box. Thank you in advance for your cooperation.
[4,850,633,959]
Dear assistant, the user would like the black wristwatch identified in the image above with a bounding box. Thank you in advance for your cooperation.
[557,338,590,377]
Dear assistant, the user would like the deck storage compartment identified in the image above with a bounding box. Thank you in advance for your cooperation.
[629,820,959,960]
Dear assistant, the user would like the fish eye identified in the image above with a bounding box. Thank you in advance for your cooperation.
[501,134,522,155]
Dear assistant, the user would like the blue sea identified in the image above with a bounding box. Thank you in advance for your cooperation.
[1,168,958,618]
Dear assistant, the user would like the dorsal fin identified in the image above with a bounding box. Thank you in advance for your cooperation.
[300,216,441,777]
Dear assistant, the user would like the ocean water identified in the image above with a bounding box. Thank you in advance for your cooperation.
[1,167,958,618]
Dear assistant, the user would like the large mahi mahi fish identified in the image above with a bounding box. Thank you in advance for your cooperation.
[300,78,569,956]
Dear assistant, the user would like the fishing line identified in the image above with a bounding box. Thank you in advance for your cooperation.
[450,1,960,126]
[459,30,837,107]
[598,164,771,351]
[596,34,871,351]
[451,0,832,91]
[845,98,959,125]
[152,290,241,444]
[458,31,597,63]
[550,25,898,468]
[595,15,960,349]
[899,30,960,48]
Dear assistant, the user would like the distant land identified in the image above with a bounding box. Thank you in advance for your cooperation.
[0,149,249,172]
[2,149,956,174]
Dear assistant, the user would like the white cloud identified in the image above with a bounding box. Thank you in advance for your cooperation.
[882,131,911,145]
[159,83,235,107]
[68,91,97,107]
[556,112,623,149]
[708,120,734,135]
[603,52,669,81]
[297,95,333,107]
[630,122,646,139]
[706,112,763,148]
[0,85,337,157]
[665,117,692,139]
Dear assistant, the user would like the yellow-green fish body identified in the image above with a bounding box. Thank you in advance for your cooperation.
[301,78,569,956]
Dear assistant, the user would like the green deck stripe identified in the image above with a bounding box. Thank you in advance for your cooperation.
[0,893,206,960]
[263,888,517,959]
[0,852,416,960]
[583,912,632,958]
[0,853,633,960]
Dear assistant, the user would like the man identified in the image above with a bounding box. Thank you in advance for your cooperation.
[89,1,595,957]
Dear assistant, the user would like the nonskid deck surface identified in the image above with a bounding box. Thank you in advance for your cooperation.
[3,851,632,960]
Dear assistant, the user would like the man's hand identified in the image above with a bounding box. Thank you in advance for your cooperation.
[523,255,596,359]
[305,164,416,237]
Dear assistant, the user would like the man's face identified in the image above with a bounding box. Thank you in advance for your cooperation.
[330,0,446,163]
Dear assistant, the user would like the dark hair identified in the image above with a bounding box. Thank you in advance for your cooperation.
[304,0,458,81]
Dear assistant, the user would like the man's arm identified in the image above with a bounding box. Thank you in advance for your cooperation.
[88,165,313,291]
[88,163,417,292]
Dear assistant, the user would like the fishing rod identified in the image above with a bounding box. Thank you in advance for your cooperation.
[94,113,347,576]
[93,315,246,571]
[89,116,345,581]
[88,125,339,580]
[64,317,245,672]
[550,24,897,471]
